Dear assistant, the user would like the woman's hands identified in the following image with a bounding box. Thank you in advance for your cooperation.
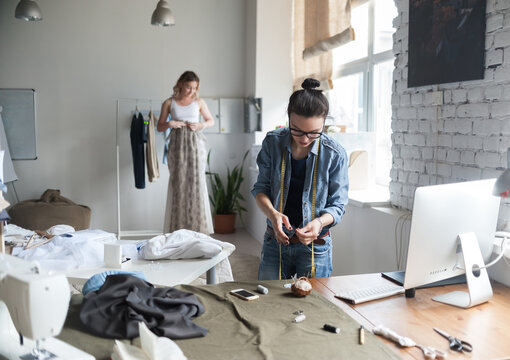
[187,122,204,131]
[295,218,323,245]
[168,121,205,131]
[269,210,292,246]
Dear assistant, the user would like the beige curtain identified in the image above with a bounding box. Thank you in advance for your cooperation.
[293,0,354,90]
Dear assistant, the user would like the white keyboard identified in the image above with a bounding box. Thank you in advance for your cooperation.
[335,282,405,304]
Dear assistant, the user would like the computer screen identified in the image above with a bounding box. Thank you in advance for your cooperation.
[403,179,500,290]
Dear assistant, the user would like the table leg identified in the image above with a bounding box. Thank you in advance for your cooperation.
[206,265,217,284]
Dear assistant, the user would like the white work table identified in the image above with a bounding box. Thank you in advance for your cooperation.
[62,242,234,287]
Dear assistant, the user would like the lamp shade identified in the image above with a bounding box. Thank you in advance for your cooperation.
[151,0,175,27]
[15,0,42,21]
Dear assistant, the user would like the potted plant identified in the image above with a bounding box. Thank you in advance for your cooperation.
[206,150,249,234]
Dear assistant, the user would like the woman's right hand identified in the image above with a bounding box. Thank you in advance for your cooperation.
[269,210,292,246]
[169,120,185,129]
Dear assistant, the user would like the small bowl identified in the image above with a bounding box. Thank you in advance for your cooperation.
[291,276,312,297]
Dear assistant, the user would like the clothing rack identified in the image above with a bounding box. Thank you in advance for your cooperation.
[115,98,163,240]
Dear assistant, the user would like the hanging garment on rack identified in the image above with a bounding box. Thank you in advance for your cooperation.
[146,110,160,182]
[130,112,146,189]
[164,100,213,234]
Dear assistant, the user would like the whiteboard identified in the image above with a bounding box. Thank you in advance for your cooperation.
[0,89,37,160]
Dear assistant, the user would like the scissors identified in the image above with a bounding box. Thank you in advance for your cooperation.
[433,328,473,353]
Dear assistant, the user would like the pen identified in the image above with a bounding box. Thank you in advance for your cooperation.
[359,325,365,344]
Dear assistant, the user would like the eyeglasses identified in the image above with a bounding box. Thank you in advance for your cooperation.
[289,126,323,139]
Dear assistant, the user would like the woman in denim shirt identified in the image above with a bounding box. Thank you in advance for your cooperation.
[251,78,349,280]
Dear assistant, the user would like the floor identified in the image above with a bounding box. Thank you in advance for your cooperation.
[210,228,262,282]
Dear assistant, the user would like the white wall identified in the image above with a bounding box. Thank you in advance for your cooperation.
[0,0,252,232]
[390,0,510,210]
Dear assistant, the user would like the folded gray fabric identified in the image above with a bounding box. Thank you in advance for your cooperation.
[79,274,207,340]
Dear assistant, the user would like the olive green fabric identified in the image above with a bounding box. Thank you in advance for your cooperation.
[59,281,401,360]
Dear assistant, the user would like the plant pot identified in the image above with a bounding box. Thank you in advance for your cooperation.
[214,213,236,234]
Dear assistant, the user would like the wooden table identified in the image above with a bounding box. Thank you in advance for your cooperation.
[310,273,510,360]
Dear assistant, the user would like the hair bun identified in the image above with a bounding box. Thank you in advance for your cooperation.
[301,78,320,90]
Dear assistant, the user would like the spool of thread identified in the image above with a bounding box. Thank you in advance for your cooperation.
[323,324,340,334]
[257,285,269,294]
[359,325,365,344]
[293,314,306,323]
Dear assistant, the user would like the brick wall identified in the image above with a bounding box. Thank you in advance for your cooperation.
[390,0,510,210]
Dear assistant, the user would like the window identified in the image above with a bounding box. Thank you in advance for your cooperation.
[328,0,397,186]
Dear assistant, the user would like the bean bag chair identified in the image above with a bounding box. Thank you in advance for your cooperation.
[7,189,91,230]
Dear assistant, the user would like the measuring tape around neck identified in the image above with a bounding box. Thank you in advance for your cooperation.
[278,138,320,280]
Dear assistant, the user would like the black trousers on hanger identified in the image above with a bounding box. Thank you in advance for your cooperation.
[130,113,146,189]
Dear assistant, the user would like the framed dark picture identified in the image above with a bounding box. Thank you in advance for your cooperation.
[408,0,486,88]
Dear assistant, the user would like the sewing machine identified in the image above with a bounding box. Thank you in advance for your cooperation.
[0,254,94,360]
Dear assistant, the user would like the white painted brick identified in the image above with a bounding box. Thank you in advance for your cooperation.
[485,68,496,82]
[397,107,416,119]
[484,136,502,152]
[487,49,504,67]
[421,147,434,160]
[436,148,447,161]
[456,103,490,117]
[404,134,426,147]
[404,159,425,172]
[446,150,460,163]
[486,34,495,50]
[393,157,403,169]
[485,85,503,100]
[437,163,452,177]
[473,119,501,135]
[418,174,430,186]
[398,171,407,182]
[487,13,504,32]
[503,85,510,99]
[504,13,510,29]
[475,151,502,167]
[393,40,402,55]
[408,172,418,184]
[460,151,475,165]
[418,120,431,133]
[467,87,484,102]
[426,134,437,147]
[408,120,419,132]
[423,91,444,106]
[396,80,408,93]
[402,67,408,80]
[443,90,452,104]
[452,89,467,103]
[402,38,408,52]
[400,146,417,159]
[393,132,404,145]
[411,93,423,105]
[504,47,510,63]
[494,30,510,48]
[392,15,401,29]
[391,145,400,157]
[495,0,510,11]
[483,168,504,179]
[391,94,400,106]
[501,118,510,134]
[425,162,437,175]
[400,94,411,106]
[390,169,398,181]
[487,0,497,12]
[491,101,510,117]
[452,135,469,149]
[395,119,409,132]
[418,106,437,120]
[494,66,510,82]
[452,166,482,180]
[389,181,402,194]
[393,68,402,81]
[403,184,416,197]
[438,134,452,147]
[498,136,510,152]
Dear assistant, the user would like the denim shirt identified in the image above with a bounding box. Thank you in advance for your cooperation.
[251,127,349,230]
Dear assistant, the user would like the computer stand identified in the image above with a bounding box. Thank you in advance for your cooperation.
[432,232,493,308]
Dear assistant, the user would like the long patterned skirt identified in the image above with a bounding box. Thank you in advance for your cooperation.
[164,127,214,234]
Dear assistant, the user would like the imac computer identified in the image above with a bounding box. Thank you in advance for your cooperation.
[403,179,500,308]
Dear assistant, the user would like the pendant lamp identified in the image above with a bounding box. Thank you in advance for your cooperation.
[151,0,175,27]
[15,0,42,21]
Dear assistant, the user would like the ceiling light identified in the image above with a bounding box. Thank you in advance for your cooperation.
[15,0,42,21]
[151,0,175,27]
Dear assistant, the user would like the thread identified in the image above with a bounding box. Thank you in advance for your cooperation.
[257,285,269,294]
[323,324,340,334]
[293,314,306,323]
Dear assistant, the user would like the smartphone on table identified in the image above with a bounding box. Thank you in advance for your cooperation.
[229,289,259,301]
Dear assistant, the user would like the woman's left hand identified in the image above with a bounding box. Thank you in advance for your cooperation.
[187,122,204,131]
[295,219,322,245]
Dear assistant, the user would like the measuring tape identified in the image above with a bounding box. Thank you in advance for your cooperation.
[278,138,320,280]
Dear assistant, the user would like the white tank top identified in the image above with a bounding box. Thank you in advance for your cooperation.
[170,98,200,123]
